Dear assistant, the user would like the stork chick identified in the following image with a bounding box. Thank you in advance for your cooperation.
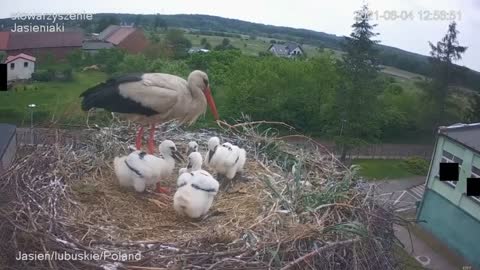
[173,169,219,219]
[187,141,199,155]
[179,151,203,174]
[113,140,184,193]
[205,137,246,180]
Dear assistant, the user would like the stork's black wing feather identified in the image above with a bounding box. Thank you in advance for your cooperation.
[80,73,159,116]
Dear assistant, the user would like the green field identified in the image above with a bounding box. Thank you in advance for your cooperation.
[0,71,106,126]
[156,30,340,58]
[353,159,417,180]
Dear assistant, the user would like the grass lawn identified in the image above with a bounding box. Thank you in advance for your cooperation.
[353,159,417,180]
[0,70,107,127]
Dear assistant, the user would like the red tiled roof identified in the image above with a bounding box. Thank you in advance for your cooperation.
[5,32,83,50]
[0,32,10,50]
[97,25,120,40]
[5,53,36,63]
[105,27,136,45]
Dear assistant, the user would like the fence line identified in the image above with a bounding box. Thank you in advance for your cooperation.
[17,128,434,160]
[282,137,433,160]
[15,128,92,147]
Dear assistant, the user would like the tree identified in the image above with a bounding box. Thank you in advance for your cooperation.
[153,14,167,31]
[118,54,147,73]
[204,42,212,50]
[328,4,382,162]
[222,38,230,47]
[214,38,237,51]
[164,29,192,59]
[148,32,161,44]
[423,21,467,128]
[467,93,480,123]
[67,49,83,69]
[134,14,143,27]
[94,48,125,74]
[200,38,208,46]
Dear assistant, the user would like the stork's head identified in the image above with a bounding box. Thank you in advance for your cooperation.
[159,140,184,162]
[187,141,199,155]
[189,70,219,121]
[207,136,220,151]
[186,152,203,171]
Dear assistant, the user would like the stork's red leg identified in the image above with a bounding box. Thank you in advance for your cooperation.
[135,126,144,150]
[150,124,170,194]
[147,124,156,154]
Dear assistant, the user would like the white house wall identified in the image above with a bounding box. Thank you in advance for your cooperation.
[291,47,303,55]
[7,58,35,81]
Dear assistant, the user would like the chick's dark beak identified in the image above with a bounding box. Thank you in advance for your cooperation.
[172,150,184,162]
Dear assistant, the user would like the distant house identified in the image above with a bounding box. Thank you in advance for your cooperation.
[0,31,84,60]
[268,42,304,58]
[82,40,114,54]
[417,122,480,268]
[188,47,210,54]
[5,53,36,81]
[95,25,149,54]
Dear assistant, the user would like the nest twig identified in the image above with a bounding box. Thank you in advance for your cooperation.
[0,118,405,269]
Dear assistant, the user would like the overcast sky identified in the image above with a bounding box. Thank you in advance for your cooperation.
[2,0,479,71]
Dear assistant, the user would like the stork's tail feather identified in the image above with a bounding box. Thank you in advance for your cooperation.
[79,73,144,112]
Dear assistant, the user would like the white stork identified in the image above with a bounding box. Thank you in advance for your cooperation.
[80,70,219,154]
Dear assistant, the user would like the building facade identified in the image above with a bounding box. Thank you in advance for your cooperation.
[0,31,84,60]
[5,53,36,81]
[96,25,149,54]
[268,42,304,58]
[416,123,480,268]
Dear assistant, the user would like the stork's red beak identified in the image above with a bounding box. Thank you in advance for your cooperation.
[205,86,219,121]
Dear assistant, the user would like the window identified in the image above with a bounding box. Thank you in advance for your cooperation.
[470,165,480,203]
[24,62,28,67]
[440,150,462,187]
[10,63,14,69]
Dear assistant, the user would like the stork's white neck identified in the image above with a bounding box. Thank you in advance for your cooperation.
[188,80,205,100]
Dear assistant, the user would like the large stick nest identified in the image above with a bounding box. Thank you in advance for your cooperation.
[0,119,405,269]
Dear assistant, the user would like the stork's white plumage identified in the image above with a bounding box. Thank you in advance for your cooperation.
[179,151,203,175]
[173,169,219,219]
[205,137,246,179]
[187,141,199,155]
[113,140,184,193]
[80,71,219,156]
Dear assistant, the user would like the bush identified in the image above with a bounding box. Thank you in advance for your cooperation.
[31,70,55,81]
[57,67,73,81]
[117,54,147,73]
[94,48,125,74]
[402,157,429,175]
[67,49,83,69]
